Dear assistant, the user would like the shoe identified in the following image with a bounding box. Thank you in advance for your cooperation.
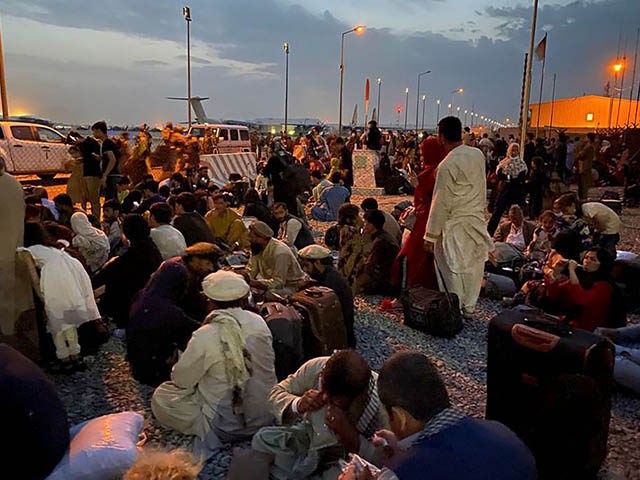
[462,310,474,320]
[73,358,87,372]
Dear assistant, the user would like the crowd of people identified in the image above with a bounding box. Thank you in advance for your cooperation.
[0,110,638,480]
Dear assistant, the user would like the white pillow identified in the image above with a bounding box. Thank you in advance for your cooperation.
[46,412,144,480]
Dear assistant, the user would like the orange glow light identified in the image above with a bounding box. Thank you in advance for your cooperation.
[613,63,623,72]
[354,25,365,34]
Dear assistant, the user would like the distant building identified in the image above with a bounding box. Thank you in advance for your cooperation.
[530,95,640,134]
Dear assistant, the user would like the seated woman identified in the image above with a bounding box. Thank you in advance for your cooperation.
[127,261,201,387]
[70,212,110,274]
[544,247,616,332]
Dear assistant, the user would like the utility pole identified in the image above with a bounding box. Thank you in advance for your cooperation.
[520,0,539,154]
[0,25,9,120]
[183,6,192,128]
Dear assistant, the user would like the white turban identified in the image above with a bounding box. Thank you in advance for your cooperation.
[202,270,250,301]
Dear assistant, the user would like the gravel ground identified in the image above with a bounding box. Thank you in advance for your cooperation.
[48,185,640,479]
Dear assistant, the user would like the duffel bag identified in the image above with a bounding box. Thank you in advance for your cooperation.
[401,286,463,338]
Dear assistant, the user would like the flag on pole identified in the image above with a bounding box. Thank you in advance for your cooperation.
[351,104,358,128]
[371,107,377,123]
[534,33,547,61]
[364,79,370,125]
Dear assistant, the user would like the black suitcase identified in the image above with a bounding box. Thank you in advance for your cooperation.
[486,308,615,480]
[260,302,304,380]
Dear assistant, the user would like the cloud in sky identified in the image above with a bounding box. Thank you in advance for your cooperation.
[0,0,638,126]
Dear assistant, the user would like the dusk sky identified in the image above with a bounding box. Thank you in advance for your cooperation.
[1,0,638,127]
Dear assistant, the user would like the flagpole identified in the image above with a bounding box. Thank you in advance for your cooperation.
[535,34,546,138]
[520,0,539,153]
[616,55,627,127]
[549,73,557,136]
[518,53,528,134]
[628,28,639,125]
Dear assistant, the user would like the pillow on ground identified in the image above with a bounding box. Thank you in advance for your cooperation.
[47,411,144,480]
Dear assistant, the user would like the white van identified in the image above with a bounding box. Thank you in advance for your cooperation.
[0,121,72,179]
[187,124,251,153]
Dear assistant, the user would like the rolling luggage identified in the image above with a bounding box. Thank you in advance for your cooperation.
[290,286,348,358]
[260,302,304,380]
[486,307,615,479]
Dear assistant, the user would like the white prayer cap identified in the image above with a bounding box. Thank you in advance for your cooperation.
[202,270,250,301]
[298,244,332,260]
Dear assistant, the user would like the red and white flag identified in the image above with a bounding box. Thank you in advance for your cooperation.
[364,79,370,123]
[535,33,547,61]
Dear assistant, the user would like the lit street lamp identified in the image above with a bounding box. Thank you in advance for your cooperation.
[464,109,468,125]
[421,95,427,130]
[450,87,463,114]
[447,103,452,115]
[404,87,409,130]
[338,25,365,135]
[415,70,431,132]
[609,61,624,127]
[436,99,441,121]
[183,6,192,128]
[283,42,289,134]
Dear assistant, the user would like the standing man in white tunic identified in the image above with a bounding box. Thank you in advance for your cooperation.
[423,117,493,318]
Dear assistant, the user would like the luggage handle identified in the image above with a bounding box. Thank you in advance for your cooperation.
[511,324,560,352]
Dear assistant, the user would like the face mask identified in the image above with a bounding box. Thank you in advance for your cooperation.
[250,242,264,255]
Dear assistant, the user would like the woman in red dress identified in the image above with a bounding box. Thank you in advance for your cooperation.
[395,136,446,289]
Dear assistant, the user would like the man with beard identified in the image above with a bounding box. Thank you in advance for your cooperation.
[228,350,389,480]
[246,221,305,300]
[273,202,315,252]
[298,245,355,347]
[102,199,125,257]
[204,193,249,250]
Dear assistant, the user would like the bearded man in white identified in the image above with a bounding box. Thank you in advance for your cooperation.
[151,270,277,459]
[423,116,493,318]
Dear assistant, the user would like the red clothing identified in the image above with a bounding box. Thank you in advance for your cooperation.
[395,138,446,289]
[545,277,613,332]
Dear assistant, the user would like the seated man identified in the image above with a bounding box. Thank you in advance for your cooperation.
[152,270,276,459]
[340,352,536,480]
[102,199,126,257]
[172,191,216,246]
[204,192,249,250]
[166,242,224,322]
[0,344,70,480]
[353,210,400,295]
[299,244,355,347]
[360,198,402,246]
[491,205,535,266]
[273,201,315,252]
[133,179,166,214]
[149,202,187,260]
[310,172,351,222]
[247,221,306,299]
[229,350,389,480]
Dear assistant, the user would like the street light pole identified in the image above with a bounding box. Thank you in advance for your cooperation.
[450,87,463,114]
[376,77,381,123]
[183,6,192,128]
[436,99,441,122]
[404,88,409,130]
[421,95,426,130]
[415,70,431,132]
[283,42,289,134]
[464,109,468,126]
[0,24,9,120]
[338,26,365,136]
